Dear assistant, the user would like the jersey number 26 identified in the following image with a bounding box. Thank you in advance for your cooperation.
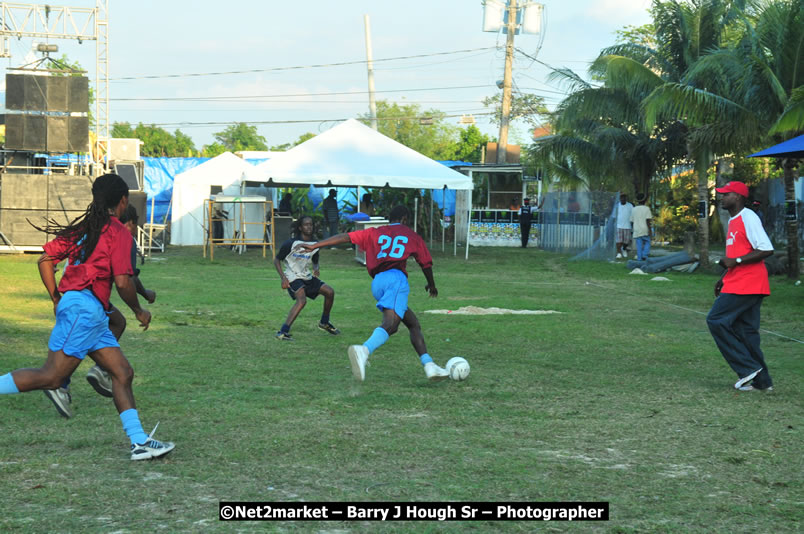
[377,235,408,259]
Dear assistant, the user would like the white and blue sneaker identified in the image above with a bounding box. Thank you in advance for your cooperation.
[348,345,369,381]
[130,423,175,461]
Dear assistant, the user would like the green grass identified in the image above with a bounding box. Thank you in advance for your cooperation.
[0,245,801,533]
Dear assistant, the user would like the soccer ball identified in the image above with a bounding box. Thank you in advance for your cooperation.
[445,357,470,381]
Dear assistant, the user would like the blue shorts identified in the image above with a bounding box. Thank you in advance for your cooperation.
[371,269,409,320]
[48,289,119,359]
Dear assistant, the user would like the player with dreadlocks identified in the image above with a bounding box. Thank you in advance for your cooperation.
[42,202,159,418]
[0,173,175,461]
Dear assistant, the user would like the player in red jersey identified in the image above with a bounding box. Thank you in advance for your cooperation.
[0,174,174,460]
[300,205,449,382]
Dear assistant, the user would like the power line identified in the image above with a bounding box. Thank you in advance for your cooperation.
[110,84,496,102]
[110,47,497,81]
[140,112,496,129]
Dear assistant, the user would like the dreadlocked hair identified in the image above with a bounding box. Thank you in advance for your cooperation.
[31,173,129,264]
[292,215,314,239]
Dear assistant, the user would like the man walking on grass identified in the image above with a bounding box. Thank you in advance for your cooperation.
[299,205,449,382]
[706,181,774,392]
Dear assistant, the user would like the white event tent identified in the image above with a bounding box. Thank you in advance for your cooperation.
[170,152,254,246]
[242,118,472,190]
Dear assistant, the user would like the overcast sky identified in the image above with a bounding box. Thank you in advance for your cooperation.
[1,0,652,149]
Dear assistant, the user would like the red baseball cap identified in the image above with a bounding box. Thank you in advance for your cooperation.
[715,181,749,197]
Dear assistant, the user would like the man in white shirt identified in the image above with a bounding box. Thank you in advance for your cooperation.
[630,194,653,261]
[615,194,634,259]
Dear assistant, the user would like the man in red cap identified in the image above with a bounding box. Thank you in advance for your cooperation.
[706,181,775,392]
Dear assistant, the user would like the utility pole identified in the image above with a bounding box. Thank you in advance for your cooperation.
[364,14,378,131]
[497,0,517,164]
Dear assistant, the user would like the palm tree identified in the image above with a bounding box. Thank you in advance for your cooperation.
[643,0,804,276]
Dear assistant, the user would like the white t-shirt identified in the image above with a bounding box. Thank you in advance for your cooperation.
[616,202,634,229]
[630,205,652,238]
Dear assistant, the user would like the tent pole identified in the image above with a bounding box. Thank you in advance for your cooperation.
[466,170,473,260]
[430,192,434,250]
[414,196,418,233]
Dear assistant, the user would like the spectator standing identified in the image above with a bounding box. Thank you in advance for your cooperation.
[322,189,340,239]
[630,194,653,261]
[615,194,634,259]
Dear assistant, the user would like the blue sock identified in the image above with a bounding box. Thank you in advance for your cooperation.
[60,376,71,389]
[280,323,290,334]
[320,313,329,325]
[364,327,390,355]
[420,353,433,366]
[0,373,20,394]
[120,408,149,445]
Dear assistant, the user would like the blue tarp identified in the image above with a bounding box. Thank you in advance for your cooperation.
[143,157,209,223]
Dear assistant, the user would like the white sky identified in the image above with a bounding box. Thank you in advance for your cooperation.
[1,0,652,149]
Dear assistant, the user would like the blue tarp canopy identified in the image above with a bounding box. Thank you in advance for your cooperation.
[748,134,804,159]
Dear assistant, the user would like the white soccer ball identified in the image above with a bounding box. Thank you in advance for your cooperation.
[446,357,470,381]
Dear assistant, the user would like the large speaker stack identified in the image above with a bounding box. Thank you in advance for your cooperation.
[4,73,89,153]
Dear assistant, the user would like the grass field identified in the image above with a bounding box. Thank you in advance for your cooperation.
[0,245,801,533]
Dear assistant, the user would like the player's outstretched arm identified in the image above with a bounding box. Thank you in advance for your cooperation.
[298,233,351,252]
[422,266,438,298]
[114,274,151,330]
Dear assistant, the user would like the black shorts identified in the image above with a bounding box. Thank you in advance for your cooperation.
[288,277,324,300]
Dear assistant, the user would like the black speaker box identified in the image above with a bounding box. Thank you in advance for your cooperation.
[4,114,24,149]
[23,76,47,111]
[47,76,69,111]
[47,116,69,153]
[68,117,89,152]
[5,74,25,110]
[68,77,89,112]
[23,115,46,152]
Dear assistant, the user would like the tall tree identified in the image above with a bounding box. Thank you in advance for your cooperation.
[208,123,268,153]
[623,0,748,267]
[359,100,458,160]
[112,122,196,157]
[644,0,804,276]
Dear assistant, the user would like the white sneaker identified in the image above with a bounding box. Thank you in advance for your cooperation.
[616,253,623,259]
[734,369,761,390]
[424,362,450,382]
[348,345,369,381]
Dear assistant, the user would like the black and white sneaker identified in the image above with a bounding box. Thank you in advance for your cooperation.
[130,423,175,461]
[318,322,341,335]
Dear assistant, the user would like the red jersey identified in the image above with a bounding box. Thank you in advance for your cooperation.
[722,208,772,295]
[43,217,134,309]
[349,223,433,278]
